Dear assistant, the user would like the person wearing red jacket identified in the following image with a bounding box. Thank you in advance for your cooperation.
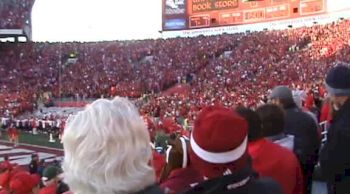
[237,106,304,194]
[152,151,166,182]
[305,91,315,111]
[320,99,333,123]
[7,124,19,147]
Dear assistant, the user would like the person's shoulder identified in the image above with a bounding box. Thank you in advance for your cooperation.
[263,140,298,164]
[39,184,57,194]
[334,113,350,137]
[273,142,299,164]
[337,110,350,127]
[249,177,283,194]
[288,108,317,126]
[288,108,312,119]
[135,184,164,194]
[263,139,288,152]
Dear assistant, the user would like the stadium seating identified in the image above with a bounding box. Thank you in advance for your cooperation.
[1,3,350,193]
[0,0,35,29]
[0,20,350,118]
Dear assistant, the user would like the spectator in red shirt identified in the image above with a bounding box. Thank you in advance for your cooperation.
[7,125,19,147]
[152,151,166,182]
[237,106,304,194]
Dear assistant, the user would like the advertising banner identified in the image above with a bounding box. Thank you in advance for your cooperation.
[162,0,328,30]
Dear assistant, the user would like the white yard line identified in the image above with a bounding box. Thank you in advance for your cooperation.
[0,140,63,151]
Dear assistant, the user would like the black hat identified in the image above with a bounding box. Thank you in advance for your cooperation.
[269,86,293,100]
[326,65,350,96]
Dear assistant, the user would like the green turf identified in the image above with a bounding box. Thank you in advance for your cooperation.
[0,130,63,149]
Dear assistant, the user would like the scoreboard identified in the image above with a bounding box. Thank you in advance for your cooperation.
[162,0,326,30]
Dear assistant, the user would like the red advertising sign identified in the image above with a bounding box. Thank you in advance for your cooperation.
[265,4,290,19]
[163,0,326,30]
[300,0,325,15]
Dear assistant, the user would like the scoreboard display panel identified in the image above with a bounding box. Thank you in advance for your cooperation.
[162,0,326,30]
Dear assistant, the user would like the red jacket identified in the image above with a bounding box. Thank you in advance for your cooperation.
[248,139,304,194]
[39,183,57,194]
[320,103,332,123]
[161,118,181,134]
[160,166,204,193]
[152,151,165,181]
[305,93,314,110]
[8,128,18,137]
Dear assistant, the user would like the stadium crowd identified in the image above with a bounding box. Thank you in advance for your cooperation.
[3,63,350,194]
[1,20,350,119]
[0,0,34,29]
[1,3,350,193]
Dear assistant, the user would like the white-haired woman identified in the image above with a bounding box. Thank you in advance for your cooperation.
[62,97,163,194]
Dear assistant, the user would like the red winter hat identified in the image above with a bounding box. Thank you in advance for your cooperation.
[0,190,9,194]
[9,172,40,194]
[189,106,249,178]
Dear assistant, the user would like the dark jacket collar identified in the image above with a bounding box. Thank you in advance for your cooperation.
[183,165,257,194]
[134,184,163,194]
[283,102,298,110]
[333,98,350,122]
[267,133,287,142]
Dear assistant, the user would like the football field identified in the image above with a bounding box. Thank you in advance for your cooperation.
[0,131,63,149]
[0,132,63,166]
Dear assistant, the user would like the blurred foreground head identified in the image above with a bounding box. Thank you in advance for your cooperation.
[62,97,155,194]
[325,65,350,110]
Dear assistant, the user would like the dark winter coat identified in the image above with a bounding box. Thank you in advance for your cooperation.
[135,185,164,194]
[284,105,320,169]
[320,99,350,194]
[183,166,283,194]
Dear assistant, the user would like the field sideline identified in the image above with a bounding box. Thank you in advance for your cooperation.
[0,141,63,166]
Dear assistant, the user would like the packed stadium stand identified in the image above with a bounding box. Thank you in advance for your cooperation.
[0,0,34,29]
[1,20,349,119]
[1,0,350,194]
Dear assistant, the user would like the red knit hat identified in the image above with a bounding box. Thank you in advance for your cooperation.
[189,106,249,178]
[9,172,40,194]
[0,190,9,194]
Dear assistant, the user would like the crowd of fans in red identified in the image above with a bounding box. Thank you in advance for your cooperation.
[1,20,350,120]
[0,4,350,193]
[0,0,34,29]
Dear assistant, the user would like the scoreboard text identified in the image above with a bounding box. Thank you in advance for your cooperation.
[163,0,326,30]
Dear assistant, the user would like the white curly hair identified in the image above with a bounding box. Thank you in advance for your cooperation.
[62,97,155,194]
